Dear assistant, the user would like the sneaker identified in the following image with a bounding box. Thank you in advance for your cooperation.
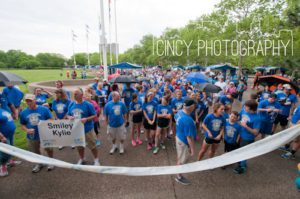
[279,146,290,152]
[233,166,246,174]
[58,146,64,150]
[119,144,124,154]
[77,159,86,165]
[147,143,152,150]
[141,129,144,134]
[131,139,137,147]
[0,165,8,177]
[175,176,191,185]
[153,147,159,154]
[71,146,75,149]
[47,165,54,171]
[160,143,166,150]
[110,144,118,155]
[32,164,43,173]
[96,139,101,146]
[7,159,22,167]
[94,160,100,166]
[136,138,143,145]
[281,152,296,159]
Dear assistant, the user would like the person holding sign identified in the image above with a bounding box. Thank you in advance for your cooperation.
[20,94,53,173]
[67,88,99,166]
[104,91,128,155]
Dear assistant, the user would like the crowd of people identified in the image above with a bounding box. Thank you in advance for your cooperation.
[0,68,299,186]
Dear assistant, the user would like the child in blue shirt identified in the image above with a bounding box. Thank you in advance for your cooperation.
[224,111,241,153]
[129,93,143,146]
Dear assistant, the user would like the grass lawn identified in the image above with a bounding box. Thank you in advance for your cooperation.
[0,69,93,149]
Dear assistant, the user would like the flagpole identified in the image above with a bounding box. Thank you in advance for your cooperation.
[114,0,119,64]
[100,0,108,80]
[98,16,103,66]
[71,30,77,69]
[108,0,113,66]
[86,25,90,68]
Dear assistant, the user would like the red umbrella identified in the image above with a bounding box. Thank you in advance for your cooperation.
[108,73,120,81]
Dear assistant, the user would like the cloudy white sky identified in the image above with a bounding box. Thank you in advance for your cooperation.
[0,0,220,58]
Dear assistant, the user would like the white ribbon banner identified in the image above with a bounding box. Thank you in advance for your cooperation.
[38,120,85,148]
[0,124,299,176]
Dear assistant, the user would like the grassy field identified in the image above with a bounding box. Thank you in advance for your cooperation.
[0,69,92,149]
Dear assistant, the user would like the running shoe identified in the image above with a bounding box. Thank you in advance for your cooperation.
[47,165,54,171]
[175,176,191,185]
[136,138,143,145]
[32,164,43,173]
[147,143,152,150]
[160,143,166,150]
[110,144,118,155]
[153,147,159,154]
[131,139,137,147]
[0,165,8,177]
[281,152,296,159]
[233,166,246,174]
[119,144,124,154]
[7,159,22,167]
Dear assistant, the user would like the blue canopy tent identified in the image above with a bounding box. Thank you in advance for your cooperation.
[185,65,205,71]
[254,66,286,75]
[207,64,236,77]
[172,65,185,70]
[108,62,143,69]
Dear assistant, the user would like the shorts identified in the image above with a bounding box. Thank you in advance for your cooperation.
[274,114,289,126]
[28,140,53,153]
[176,137,189,164]
[205,137,221,144]
[259,121,273,135]
[224,141,239,152]
[99,101,106,108]
[132,112,143,123]
[107,125,127,141]
[143,119,157,130]
[157,118,170,128]
[84,129,97,150]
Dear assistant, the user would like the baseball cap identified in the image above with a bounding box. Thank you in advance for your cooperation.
[94,77,99,81]
[184,99,196,107]
[283,84,292,90]
[24,94,36,101]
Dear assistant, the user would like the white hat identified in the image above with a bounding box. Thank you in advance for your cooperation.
[283,84,292,90]
[24,94,36,100]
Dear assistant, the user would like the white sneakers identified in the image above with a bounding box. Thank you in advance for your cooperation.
[0,165,8,177]
[110,143,125,154]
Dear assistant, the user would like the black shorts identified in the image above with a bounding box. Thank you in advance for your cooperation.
[205,137,221,144]
[99,101,106,108]
[132,112,143,123]
[157,118,170,128]
[274,114,289,126]
[224,141,239,152]
[143,119,157,130]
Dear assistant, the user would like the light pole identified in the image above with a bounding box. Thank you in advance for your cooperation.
[100,0,108,80]
[86,24,90,68]
[114,0,119,64]
[71,30,77,69]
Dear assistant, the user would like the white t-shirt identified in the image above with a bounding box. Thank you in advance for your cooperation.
[215,81,227,90]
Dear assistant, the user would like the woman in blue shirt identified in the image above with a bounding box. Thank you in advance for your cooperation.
[34,87,53,106]
[129,93,143,147]
[198,103,226,161]
[143,90,157,151]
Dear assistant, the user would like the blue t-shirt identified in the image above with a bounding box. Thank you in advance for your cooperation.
[220,95,233,105]
[142,101,157,120]
[92,82,98,91]
[52,99,71,119]
[0,108,16,137]
[2,86,24,107]
[104,101,127,127]
[203,113,226,138]
[160,84,174,93]
[157,104,172,115]
[68,101,96,133]
[292,105,300,125]
[20,106,52,140]
[122,88,135,106]
[0,93,11,113]
[239,111,260,141]
[36,94,49,105]
[138,92,146,104]
[196,101,205,116]
[95,89,107,103]
[171,98,185,112]
[277,93,298,116]
[129,101,143,112]
[224,120,241,144]
[153,92,163,103]
[260,91,271,101]
[175,110,196,145]
[258,99,281,122]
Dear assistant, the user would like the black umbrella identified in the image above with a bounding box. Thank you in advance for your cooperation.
[137,77,150,82]
[195,83,221,93]
[109,75,138,84]
[0,71,28,86]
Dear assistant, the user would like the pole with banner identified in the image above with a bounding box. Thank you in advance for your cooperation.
[100,0,108,80]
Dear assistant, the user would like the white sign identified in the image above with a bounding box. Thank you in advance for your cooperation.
[38,120,85,148]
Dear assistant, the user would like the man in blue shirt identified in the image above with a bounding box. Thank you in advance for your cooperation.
[174,99,196,185]
[274,84,298,132]
[2,85,24,119]
[258,93,281,137]
[122,83,135,127]
[67,88,99,166]
[104,91,127,155]
[20,94,53,173]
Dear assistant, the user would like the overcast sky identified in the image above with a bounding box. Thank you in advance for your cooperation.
[0,0,220,58]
